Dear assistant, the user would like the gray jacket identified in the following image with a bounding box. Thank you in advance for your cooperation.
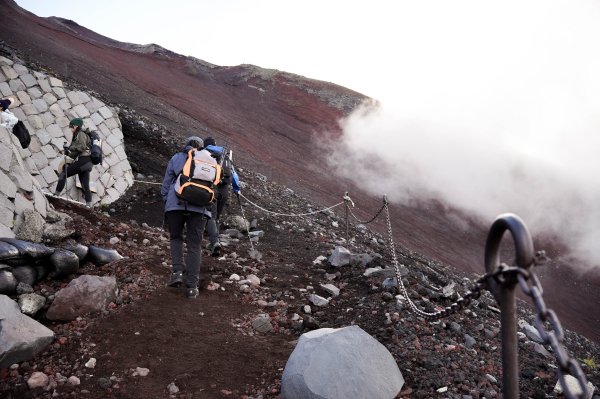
[161,146,212,216]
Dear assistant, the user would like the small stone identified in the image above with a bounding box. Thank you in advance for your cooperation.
[167,382,179,394]
[85,358,97,369]
[27,372,49,389]
[67,376,80,386]
[97,377,111,389]
[134,367,150,377]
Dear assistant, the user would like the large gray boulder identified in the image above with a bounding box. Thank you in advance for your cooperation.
[45,275,118,321]
[281,325,404,399]
[0,295,54,367]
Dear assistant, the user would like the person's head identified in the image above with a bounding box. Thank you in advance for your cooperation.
[204,136,216,147]
[69,118,83,132]
[185,136,203,149]
[0,97,14,111]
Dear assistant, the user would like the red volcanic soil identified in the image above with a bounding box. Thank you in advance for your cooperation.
[1,0,599,344]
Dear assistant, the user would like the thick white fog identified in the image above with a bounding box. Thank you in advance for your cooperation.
[328,1,600,267]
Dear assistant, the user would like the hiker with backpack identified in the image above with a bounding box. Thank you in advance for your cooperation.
[0,97,18,129]
[161,136,220,299]
[54,118,95,207]
[203,137,241,256]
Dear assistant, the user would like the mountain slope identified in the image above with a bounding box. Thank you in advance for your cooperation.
[1,0,599,344]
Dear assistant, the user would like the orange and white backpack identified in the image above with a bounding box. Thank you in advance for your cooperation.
[173,148,222,206]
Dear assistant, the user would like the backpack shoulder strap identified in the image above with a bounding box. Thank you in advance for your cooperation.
[181,148,196,176]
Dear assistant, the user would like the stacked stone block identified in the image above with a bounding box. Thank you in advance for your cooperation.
[0,56,133,207]
[0,55,134,239]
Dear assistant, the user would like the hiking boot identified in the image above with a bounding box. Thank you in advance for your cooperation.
[186,287,199,299]
[167,271,183,287]
[211,242,221,257]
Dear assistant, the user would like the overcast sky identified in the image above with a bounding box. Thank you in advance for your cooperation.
[15,1,600,267]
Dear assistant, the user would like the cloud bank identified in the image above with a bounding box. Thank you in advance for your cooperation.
[328,0,600,267]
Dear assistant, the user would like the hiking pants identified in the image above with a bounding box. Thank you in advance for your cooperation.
[165,210,208,288]
[206,184,231,245]
[55,155,93,202]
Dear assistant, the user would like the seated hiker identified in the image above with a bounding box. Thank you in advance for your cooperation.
[203,136,241,256]
[0,97,18,129]
[54,118,94,207]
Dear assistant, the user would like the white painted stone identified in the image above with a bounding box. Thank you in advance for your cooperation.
[40,112,55,127]
[32,98,48,113]
[106,132,123,148]
[72,103,90,118]
[0,170,18,198]
[20,74,37,88]
[0,142,12,171]
[13,64,29,75]
[27,115,43,130]
[21,103,37,116]
[57,97,70,110]
[56,116,70,127]
[66,90,82,105]
[28,87,43,99]
[32,151,49,170]
[9,79,25,92]
[42,92,57,105]
[0,82,12,96]
[89,112,103,126]
[105,117,119,129]
[1,66,18,80]
[41,144,58,159]
[48,103,64,118]
[98,106,113,119]
[38,78,51,92]
[46,124,63,138]
[16,90,31,104]
[39,165,59,185]
[49,76,63,87]
[0,206,14,228]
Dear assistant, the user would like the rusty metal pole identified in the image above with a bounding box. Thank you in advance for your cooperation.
[484,213,535,399]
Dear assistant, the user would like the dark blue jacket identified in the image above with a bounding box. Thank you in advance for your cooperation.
[161,145,212,216]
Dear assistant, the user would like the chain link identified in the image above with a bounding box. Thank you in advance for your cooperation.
[346,197,386,225]
[516,271,590,398]
[384,197,496,320]
[239,193,344,217]
[384,199,591,399]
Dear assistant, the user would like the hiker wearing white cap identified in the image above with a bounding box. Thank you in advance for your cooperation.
[0,97,18,129]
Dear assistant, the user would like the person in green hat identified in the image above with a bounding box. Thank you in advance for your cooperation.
[54,118,94,206]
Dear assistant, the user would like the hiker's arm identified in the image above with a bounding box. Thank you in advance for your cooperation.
[161,158,177,201]
[67,132,88,158]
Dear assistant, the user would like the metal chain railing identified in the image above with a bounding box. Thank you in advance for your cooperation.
[344,192,386,225]
[383,202,590,398]
[516,268,590,398]
[383,195,494,319]
[239,192,344,217]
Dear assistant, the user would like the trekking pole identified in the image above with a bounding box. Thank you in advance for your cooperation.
[62,143,70,201]
[345,194,349,244]
[236,193,255,253]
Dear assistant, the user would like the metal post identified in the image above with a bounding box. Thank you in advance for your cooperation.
[484,213,535,399]
[345,199,349,244]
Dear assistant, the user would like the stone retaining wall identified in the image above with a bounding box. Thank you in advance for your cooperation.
[0,55,133,237]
